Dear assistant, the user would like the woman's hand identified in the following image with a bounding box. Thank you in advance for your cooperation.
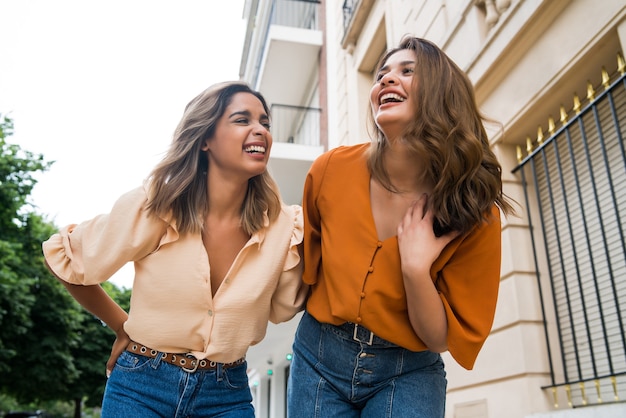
[396,194,458,352]
[106,328,131,378]
[397,194,458,272]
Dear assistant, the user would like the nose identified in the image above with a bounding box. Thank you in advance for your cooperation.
[380,72,397,86]
[253,122,268,135]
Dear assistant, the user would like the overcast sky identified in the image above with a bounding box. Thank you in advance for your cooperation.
[0,0,247,287]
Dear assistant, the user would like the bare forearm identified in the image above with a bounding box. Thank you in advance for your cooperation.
[59,280,128,334]
[403,269,448,352]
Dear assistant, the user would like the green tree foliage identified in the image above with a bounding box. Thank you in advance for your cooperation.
[0,114,51,373]
[0,113,132,416]
[66,282,131,414]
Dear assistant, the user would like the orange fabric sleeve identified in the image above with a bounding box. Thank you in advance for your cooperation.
[434,206,502,369]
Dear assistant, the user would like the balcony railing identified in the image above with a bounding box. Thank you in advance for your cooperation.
[270,0,320,30]
[251,0,321,96]
[342,0,358,31]
[270,104,321,146]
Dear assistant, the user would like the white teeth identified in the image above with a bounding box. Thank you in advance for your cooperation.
[380,93,405,104]
[244,145,266,154]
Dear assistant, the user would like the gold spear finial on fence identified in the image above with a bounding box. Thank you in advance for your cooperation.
[551,387,558,408]
[516,145,523,162]
[587,81,595,101]
[526,137,533,155]
[548,117,556,136]
[574,93,582,114]
[537,126,544,145]
[602,67,610,90]
[565,384,573,407]
[611,375,619,401]
[560,105,568,125]
[580,381,588,406]
[618,52,625,75]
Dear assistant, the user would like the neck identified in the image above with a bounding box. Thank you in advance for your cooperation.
[382,141,429,193]
[206,172,248,221]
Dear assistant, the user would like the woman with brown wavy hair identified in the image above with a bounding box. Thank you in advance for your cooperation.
[287,36,514,417]
[43,81,307,417]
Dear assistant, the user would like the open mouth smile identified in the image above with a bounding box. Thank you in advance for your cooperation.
[244,145,266,154]
[379,93,406,105]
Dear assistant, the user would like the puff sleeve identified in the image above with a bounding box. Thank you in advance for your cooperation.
[42,186,168,285]
[268,204,308,323]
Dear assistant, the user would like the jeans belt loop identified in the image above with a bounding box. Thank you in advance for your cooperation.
[353,324,374,345]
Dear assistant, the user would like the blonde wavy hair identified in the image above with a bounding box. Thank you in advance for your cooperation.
[368,36,514,236]
[145,81,282,236]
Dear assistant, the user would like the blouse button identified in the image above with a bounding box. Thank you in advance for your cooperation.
[360,292,366,298]
[207,310,213,316]
[377,241,383,248]
[356,317,362,322]
[368,266,374,273]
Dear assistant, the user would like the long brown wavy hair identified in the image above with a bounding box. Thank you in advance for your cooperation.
[145,81,282,236]
[368,36,514,236]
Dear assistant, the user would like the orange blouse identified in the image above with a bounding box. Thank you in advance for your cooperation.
[302,143,502,370]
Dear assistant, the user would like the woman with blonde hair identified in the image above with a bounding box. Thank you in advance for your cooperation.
[287,36,514,417]
[43,81,307,417]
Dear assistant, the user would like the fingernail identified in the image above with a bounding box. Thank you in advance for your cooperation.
[106,369,111,378]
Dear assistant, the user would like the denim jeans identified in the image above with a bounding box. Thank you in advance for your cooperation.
[287,311,447,418]
[101,350,254,418]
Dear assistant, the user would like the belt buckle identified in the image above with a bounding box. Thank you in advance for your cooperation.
[353,324,374,346]
[181,354,199,373]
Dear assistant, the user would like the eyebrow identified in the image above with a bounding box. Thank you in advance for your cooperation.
[228,110,251,118]
[378,60,416,72]
[228,110,269,120]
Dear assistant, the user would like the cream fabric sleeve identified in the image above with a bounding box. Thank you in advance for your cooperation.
[42,186,168,285]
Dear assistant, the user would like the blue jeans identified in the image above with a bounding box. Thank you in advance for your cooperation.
[101,350,254,417]
[287,311,447,418]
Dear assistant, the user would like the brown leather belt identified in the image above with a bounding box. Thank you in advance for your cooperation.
[126,341,245,373]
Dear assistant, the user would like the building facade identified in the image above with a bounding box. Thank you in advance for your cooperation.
[240,1,626,417]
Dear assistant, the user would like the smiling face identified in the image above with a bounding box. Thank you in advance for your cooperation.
[202,92,273,180]
[369,48,418,141]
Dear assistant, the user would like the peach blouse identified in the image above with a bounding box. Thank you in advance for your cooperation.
[43,185,307,363]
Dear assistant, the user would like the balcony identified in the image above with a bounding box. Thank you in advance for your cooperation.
[268,104,324,205]
[239,1,324,204]
[252,0,323,107]
[341,0,375,50]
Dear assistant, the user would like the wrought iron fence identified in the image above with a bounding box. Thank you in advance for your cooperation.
[513,56,626,408]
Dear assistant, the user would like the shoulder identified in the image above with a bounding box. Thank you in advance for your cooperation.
[264,204,303,245]
[323,143,369,162]
[111,185,176,229]
[311,143,370,173]
[277,204,303,231]
[115,185,148,207]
